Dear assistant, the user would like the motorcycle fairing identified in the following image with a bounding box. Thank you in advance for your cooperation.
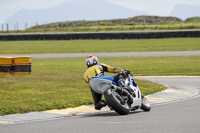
[89,76,142,108]
[89,76,114,94]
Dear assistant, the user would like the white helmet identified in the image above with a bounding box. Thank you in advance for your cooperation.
[86,55,99,67]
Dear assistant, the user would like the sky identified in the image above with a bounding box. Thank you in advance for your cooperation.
[1,0,200,24]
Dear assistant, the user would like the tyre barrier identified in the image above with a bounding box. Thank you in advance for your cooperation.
[0,30,200,40]
[0,56,31,75]
[14,56,31,75]
[0,57,13,75]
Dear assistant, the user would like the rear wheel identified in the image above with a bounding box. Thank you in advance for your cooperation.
[140,95,151,111]
[104,89,130,115]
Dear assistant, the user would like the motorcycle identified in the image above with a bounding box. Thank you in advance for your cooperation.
[89,72,151,115]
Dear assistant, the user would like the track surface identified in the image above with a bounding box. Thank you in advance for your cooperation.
[0,77,200,133]
[1,51,200,58]
[1,96,200,133]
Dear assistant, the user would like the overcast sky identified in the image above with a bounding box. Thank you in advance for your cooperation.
[1,0,200,24]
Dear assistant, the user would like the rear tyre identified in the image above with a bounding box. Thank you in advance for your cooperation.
[104,89,130,115]
[140,95,151,111]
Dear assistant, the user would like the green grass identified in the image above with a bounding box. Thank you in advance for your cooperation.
[32,56,200,75]
[21,23,200,33]
[1,17,200,34]
[1,21,200,33]
[0,38,200,54]
[1,56,200,115]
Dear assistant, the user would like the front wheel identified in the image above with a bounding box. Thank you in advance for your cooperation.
[140,95,151,111]
[104,89,130,115]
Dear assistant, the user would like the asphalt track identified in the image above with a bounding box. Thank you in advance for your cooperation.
[0,76,200,133]
[1,50,200,58]
[0,52,200,133]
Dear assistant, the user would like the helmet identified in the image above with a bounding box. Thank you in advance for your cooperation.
[86,55,99,67]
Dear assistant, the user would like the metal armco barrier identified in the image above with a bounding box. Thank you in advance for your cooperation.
[0,30,200,40]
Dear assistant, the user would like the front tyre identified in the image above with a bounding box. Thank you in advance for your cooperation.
[140,95,151,111]
[104,89,130,115]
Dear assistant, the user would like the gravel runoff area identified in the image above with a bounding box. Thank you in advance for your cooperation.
[0,51,200,58]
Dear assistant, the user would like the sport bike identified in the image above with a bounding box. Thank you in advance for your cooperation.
[89,72,151,115]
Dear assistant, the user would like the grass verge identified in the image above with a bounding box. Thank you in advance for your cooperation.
[1,55,200,115]
[0,38,200,54]
[0,73,164,116]
[1,22,200,33]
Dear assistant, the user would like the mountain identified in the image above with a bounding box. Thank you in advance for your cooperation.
[170,4,200,20]
[4,0,145,30]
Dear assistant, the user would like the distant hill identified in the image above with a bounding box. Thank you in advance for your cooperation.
[170,4,200,20]
[30,15,181,29]
[4,0,145,30]
[127,16,180,23]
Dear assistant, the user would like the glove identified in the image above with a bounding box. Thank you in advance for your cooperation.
[124,69,131,76]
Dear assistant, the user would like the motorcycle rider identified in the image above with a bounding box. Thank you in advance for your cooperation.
[83,55,128,110]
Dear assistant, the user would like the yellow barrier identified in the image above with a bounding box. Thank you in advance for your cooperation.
[0,57,13,75]
[14,56,31,75]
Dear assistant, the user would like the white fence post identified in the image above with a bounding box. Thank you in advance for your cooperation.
[156,18,158,28]
[66,23,68,30]
[193,17,195,27]
[98,21,100,30]
[180,18,182,28]
[7,23,9,32]
[17,23,18,31]
[25,22,28,30]
[144,17,146,28]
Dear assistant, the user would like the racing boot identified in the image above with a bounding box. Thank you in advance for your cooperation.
[95,100,107,110]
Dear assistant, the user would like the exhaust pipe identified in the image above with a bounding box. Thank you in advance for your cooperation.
[113,86,133,104]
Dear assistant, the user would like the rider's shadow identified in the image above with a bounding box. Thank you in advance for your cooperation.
[81,110,143,118]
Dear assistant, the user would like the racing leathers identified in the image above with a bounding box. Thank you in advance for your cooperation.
[83,63,123,110]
